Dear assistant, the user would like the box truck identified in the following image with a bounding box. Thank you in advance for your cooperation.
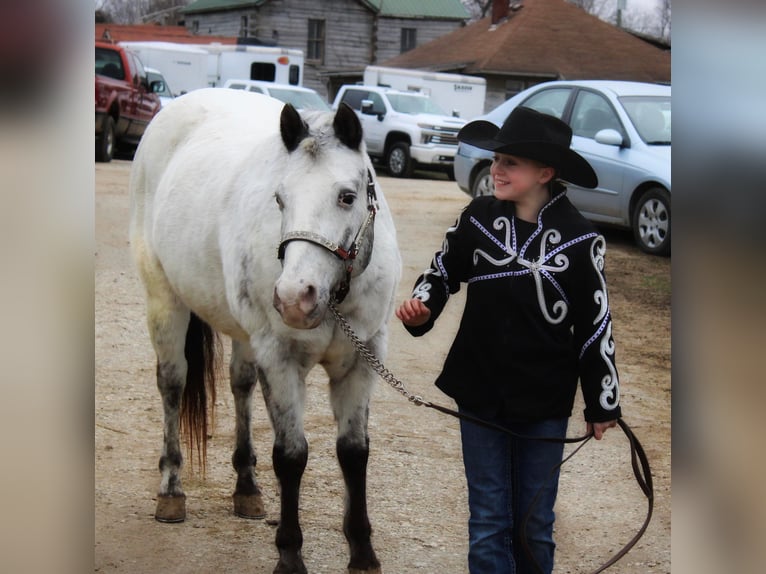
[363,65,486,120]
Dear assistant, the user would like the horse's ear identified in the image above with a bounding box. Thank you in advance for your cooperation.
[333,103,363,151]
[280,103,309,152]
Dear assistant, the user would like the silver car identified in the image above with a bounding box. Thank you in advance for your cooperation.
[454,80,671,255]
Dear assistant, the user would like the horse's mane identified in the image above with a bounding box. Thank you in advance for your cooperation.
[297,109,352,160]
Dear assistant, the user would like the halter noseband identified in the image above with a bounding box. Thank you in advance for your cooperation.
[276,169,378,303]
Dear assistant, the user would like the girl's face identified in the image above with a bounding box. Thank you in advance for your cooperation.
[490,153,554,202]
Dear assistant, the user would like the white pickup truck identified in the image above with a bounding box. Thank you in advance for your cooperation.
[332,85,466,178]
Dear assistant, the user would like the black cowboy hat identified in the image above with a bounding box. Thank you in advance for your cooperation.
[457,106,598,189]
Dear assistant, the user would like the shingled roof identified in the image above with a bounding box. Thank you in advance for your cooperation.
[95,23,237,45]
[381,0,670,83]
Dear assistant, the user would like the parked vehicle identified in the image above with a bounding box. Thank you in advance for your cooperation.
[95,41,161,162]
[198,43,304,88]
[119,41,305,94]
[454,80,671,255]
[332,85,466,178]
[145,67,174,108]
[222,79,329,111]
[363,65,486,119]
[119,41,209,96]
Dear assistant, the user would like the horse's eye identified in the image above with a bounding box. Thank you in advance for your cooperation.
[275,194,284,210]
[339,192,356,207]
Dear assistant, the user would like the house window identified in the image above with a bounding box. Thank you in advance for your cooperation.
[191,20,199,34]
[240,15,248,37]
[307,19,325,63]
[401,28,417,53]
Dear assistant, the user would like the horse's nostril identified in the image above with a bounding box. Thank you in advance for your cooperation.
[300,285,317,313]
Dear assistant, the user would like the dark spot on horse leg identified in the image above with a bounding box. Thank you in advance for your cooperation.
[156,361,185,497]
[337,435,380,571]
[273,441,309,574]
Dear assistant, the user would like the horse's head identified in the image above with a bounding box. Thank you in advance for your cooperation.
[272,103,377,329]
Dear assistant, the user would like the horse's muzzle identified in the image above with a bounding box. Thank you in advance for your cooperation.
[273,284,322,329]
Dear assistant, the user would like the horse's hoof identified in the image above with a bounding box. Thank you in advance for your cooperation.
[348,568,381,574]
[273,558,307,574]
[233,492,266,519]
[155,494,186,523]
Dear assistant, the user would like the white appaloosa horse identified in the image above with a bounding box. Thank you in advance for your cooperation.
[129,88,401,574]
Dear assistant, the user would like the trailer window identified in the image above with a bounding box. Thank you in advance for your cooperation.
[251,62,276,82]
[289,65,300,85]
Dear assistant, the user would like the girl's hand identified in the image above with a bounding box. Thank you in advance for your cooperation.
[395,298,432,327]
[587,420,618,440]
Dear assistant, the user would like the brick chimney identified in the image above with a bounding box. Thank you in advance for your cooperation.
[492,0,509,24]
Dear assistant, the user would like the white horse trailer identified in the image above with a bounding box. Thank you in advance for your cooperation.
[119,41,305,94]
[196,44,304,88]
[119,41,209,96]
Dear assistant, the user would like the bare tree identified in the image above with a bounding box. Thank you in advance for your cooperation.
[461,0,494,21]
[95,0,189,25]
[657,0,671,41]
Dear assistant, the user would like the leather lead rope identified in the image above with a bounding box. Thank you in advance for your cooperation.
[330,303,654,573]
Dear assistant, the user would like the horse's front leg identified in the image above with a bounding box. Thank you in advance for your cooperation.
[257,359,309,574]
[328,345,382,574]
[230,339,265,519]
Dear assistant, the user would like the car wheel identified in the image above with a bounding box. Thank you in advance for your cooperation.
[96,116,115,163]
[632,187,670,255]
[472,165,494,197]
[387,142,413,178]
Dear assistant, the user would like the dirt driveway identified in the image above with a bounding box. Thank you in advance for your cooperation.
[95,160,670,573]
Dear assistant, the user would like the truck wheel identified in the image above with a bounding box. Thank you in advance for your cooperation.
[96,116,115,163]
[632,187,670,255]
[472,166,494,197]
[386,142,413,178]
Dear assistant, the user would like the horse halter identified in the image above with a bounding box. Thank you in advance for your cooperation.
[276,169,378,304]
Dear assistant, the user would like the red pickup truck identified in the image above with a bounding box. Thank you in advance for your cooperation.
[95,41,161,162]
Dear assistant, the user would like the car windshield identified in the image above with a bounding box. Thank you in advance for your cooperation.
[386,93,447,115]
[268,88,330,111]
[620,96,671,145]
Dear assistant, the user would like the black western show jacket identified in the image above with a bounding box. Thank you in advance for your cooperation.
[404,193,621,424]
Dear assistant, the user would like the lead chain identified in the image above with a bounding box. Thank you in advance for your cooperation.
[329,303,429,407]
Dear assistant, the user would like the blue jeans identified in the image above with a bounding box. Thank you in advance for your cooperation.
[459,411,568,574]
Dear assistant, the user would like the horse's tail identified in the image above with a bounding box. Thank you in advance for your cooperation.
[181,312,221,474]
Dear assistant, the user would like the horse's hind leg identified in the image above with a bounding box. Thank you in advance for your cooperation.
[146,289,192,523]
[328,352,381,574]
[230,339,265,519]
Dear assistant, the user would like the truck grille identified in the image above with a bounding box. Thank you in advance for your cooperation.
[422,126,460,146]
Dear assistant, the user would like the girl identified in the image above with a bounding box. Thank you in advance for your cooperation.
[396,106,620,574]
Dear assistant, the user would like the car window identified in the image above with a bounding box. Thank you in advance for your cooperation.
[227,83,247,90]
[147,71,173,97]
[248,86,265,94]
[340,90,368,110]
[620,96,671,145]
[387,93,446,115]
[570,91,622,139]
[520,88,571,118]
[367,92,386,114]
[96,47,124,80]
[129,53,147,87]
